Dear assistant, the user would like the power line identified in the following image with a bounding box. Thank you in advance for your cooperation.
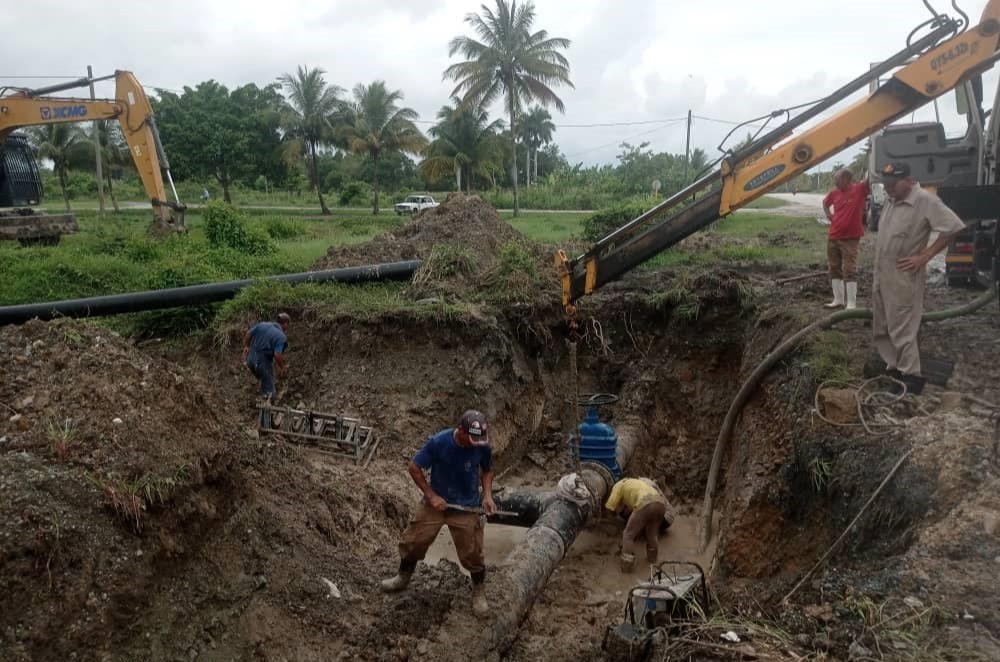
[413,116,686,128]
[563,120,686,159]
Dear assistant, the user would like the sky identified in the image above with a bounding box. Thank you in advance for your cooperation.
[1,0,996,171]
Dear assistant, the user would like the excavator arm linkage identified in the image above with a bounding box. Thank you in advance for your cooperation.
[0,70,185,230]
[559,0,1000,307]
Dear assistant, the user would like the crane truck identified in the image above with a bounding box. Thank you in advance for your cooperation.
[0,70,185,245]
[557,0,1000,315]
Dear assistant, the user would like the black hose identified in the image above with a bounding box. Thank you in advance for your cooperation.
[0,260,422,325]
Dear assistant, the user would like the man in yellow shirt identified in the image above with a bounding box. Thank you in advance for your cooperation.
[605,477,673,572]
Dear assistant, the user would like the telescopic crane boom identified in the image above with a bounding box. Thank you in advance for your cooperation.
[557,0,1000,310]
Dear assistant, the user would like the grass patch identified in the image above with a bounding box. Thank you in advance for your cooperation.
[501,211,588,243]
[807,330,858,382]
[215,280,469,330]
[646,271,755,320]
[480,243,542,304]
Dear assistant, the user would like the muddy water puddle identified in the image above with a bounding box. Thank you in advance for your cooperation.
[425,511,717,601]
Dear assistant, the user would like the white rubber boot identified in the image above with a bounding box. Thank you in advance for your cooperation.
[379,571,413,593]
[845,281,858,310]
[619,552,636,573]
[823,279,845,308]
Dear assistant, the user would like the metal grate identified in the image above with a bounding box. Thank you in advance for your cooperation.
[257,403,379,466]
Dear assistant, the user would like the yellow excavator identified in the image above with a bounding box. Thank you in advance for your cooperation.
[557,0,1000,317]
[0,70,185,244]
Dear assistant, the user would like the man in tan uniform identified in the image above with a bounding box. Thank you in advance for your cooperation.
[872,163,965,394]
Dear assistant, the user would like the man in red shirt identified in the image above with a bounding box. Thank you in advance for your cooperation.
[822,169,870,309]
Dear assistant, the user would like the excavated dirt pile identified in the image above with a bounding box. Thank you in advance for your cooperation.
[312,194,559,303]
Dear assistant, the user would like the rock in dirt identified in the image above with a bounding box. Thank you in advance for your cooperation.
[849,641,873,659]
[817,388,858,424]
[903,596,925,609]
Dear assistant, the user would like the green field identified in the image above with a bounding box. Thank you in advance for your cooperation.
[0,199,823,335]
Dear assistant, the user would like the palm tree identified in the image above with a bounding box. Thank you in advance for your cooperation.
[28,124,86,211]
[278,65,344,215]
[444,0,573,216]
[340,81,427,215]
[421,98,505,193]
[518,105,555,186]
[68,122,133,213]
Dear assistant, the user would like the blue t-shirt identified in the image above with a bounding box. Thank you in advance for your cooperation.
[413,428,492,508]
[247,322,288,365]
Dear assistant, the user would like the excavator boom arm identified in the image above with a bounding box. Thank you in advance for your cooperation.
[559,0,1000,307]
[0,70,183,228]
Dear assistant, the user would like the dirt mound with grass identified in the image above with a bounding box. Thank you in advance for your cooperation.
[0,319,414,661]
[312,193,559,304]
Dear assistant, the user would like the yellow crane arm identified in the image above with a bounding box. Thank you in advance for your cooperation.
[0,70,184,229]
[559,0,1000,308]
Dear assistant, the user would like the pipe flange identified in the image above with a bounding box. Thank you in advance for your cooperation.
[580,461,616,511]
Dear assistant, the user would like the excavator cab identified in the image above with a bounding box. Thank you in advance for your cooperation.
[0,133,79,246]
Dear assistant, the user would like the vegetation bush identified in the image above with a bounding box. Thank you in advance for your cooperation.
[480,243,540,303]
[263,217,307,240]
[581,202,649,242]
[202,201,275,255]
[339,181,371,207]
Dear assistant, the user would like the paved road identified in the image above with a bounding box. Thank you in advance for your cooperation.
[755,192,826,218]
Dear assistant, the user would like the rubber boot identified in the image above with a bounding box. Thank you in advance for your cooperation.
[380,560,416,593]
[845,281,858,310]
[646,544,658,565]
[472,583,489,618]
[823,279,845,308]
[619,552,636,573]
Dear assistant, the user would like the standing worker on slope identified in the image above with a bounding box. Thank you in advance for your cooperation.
[380,410,496,618]
[822,168,870,310]
[242,312,291,401]
[872,163,965,394]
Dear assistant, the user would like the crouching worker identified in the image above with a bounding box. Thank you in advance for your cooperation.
[380,410,496,618]
[606,477,674,572]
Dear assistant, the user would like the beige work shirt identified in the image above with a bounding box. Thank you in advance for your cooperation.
[871,184,964,374]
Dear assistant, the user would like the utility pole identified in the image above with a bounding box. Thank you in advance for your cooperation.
[683,109,692,182]
[87,65,105,214]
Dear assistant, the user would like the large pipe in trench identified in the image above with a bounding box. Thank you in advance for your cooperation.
[0,260,422,325]
[431,423,642,659]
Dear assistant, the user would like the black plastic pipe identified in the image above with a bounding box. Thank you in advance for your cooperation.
[0,260,422,325]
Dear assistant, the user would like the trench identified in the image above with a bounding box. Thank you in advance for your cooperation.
[296,286,932,662]
[2,278,946,662]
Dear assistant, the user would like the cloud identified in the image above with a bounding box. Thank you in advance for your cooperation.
[0,0,992,169]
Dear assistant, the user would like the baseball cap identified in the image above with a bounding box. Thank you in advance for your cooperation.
[880,163,911,179]
[459,410,490,445]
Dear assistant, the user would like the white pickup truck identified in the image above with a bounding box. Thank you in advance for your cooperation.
[394,194,439,215]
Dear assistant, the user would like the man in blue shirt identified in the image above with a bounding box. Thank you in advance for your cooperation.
[241,313,290,400]
[380,410,496,617]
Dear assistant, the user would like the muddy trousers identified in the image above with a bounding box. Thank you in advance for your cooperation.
[622,501,667,563]
[827,238,860,281]
[397,502,486,583]
[871,281,923,376]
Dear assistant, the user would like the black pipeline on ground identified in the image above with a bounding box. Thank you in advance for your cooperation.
[0,260,422,326]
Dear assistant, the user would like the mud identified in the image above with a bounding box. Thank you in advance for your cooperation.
[2,203,1000,661]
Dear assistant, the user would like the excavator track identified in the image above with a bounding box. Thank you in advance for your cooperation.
[0,209,78,246]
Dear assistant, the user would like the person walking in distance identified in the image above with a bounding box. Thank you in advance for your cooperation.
[871,163,965,394]
[380,410,496,617]
[822,168,870,309]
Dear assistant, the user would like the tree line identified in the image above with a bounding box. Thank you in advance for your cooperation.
[24,0,838,216]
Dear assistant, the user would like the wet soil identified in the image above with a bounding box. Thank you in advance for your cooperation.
[2,202,999,661]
